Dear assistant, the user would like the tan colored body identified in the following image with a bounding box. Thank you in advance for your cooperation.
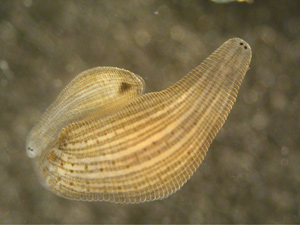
[26,38,252,203]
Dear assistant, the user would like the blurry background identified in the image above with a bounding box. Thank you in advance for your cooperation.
[0,0,299,223]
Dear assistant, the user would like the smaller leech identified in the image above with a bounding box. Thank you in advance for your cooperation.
[26,38,252,203]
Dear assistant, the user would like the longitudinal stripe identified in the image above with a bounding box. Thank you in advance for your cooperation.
[60,61,227,156]
[47,63,238,195]
[59,56,234,165]
[62,44,243,150]
[52,79,223,172]
[51,82,220,170]
[50,38,248,192]
[27,38,252,203]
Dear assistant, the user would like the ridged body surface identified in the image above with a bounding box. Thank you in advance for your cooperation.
[26,38,252,203]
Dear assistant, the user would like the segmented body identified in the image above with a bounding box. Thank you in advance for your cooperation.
[26,38,252,203]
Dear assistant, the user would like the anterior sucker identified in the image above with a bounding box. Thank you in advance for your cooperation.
[27,38,252,203]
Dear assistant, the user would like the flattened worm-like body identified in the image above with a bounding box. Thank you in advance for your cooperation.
[26,38,252,203]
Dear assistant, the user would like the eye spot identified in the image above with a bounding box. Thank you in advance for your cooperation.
[27,147,33,151]
[119,82,131,93]
[240,42,248,50]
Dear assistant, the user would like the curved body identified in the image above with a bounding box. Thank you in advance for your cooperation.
[26,38,252,203]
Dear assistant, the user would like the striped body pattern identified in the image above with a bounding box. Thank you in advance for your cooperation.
[26,38,252,203]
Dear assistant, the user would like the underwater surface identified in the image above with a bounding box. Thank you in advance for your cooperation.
[0,0,299,223]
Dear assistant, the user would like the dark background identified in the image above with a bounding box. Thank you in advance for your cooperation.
[0,0,299,223]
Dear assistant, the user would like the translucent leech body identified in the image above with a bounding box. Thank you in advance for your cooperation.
[26,38,252,203]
